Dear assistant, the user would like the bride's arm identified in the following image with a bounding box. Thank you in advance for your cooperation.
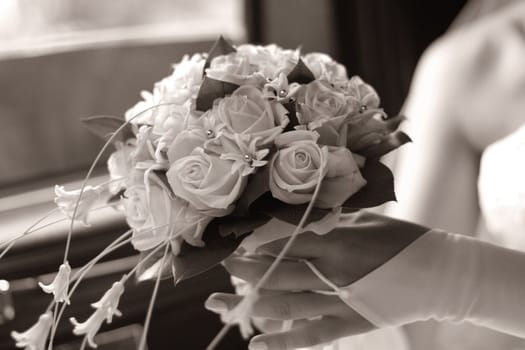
[386,37,480,235]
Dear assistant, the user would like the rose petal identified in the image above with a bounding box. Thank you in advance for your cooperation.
[325,147,356,178]
[167,150,247,216]
[317,171,367,208]
[167,130,206,164]
[275,130,318,148]
[244,110,274,134]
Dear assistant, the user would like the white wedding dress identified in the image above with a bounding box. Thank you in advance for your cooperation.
[326,124,525,350]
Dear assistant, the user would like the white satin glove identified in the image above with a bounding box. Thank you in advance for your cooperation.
[342,226,525,338]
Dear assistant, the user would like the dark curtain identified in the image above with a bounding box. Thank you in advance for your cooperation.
[245,0,265,44]
[331,0,466,114]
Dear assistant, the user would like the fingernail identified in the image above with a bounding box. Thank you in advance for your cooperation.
[249,341,268,350]
[204,298,227,313]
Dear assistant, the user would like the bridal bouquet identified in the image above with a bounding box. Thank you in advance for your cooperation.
[7,37,409,349]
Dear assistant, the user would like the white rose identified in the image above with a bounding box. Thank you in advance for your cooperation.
[296,80,353,126]
[269,130,366,208]
[167,128,207,164]
[124,181,171,251]
[167,148,247,217]
[303,53,348,83]
[341,75,380,111]
[214,85,289,145]
[124,170,212,251]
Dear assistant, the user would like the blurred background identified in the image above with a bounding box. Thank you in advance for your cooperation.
[0,1,471,349]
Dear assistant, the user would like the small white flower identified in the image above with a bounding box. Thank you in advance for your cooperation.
[125,90,158,124]
[221,290,259,339]
[263,73,302,102]
[206,132,270,177]
[70,280,125,348]
[107,141,136,195]
[71,310,106,348]
[236,44,299,78]
[11,311,53,350]
[90,280,125,323]
[39,262,71,304]
[206,53,266,86]
[169,53,206,90]
[54,185,101,225]
[173,197,213,248]
[158,54,206,106]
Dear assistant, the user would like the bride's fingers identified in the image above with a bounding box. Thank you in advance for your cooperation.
[252,318,313,334]
[252,317,286,334]
[205,292,345,320]
[248,315,374,350]
[204,292,240,313]
[223,256,329,291]
[254,292,345,320]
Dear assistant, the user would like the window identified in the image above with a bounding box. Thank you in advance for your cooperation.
[0,0,245,193]
[0,0,245,56]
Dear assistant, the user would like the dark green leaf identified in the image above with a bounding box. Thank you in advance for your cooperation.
[204,35,237,71]
[107,189,125,204]
[81,115,134,144]
[233,166,271,216]
[151,170,174,198]
[342,160,396,209]
[347,113,405,151]
[358,131,411,158]
[172,221,248,282]
[252,192,331,226]
[218,213,271,238]
[196,77,240,112]
[282,101,299,132]
[287,58,315,85]
[135,248,174,282]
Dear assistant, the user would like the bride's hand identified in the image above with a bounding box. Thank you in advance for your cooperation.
[206,211,429,349]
